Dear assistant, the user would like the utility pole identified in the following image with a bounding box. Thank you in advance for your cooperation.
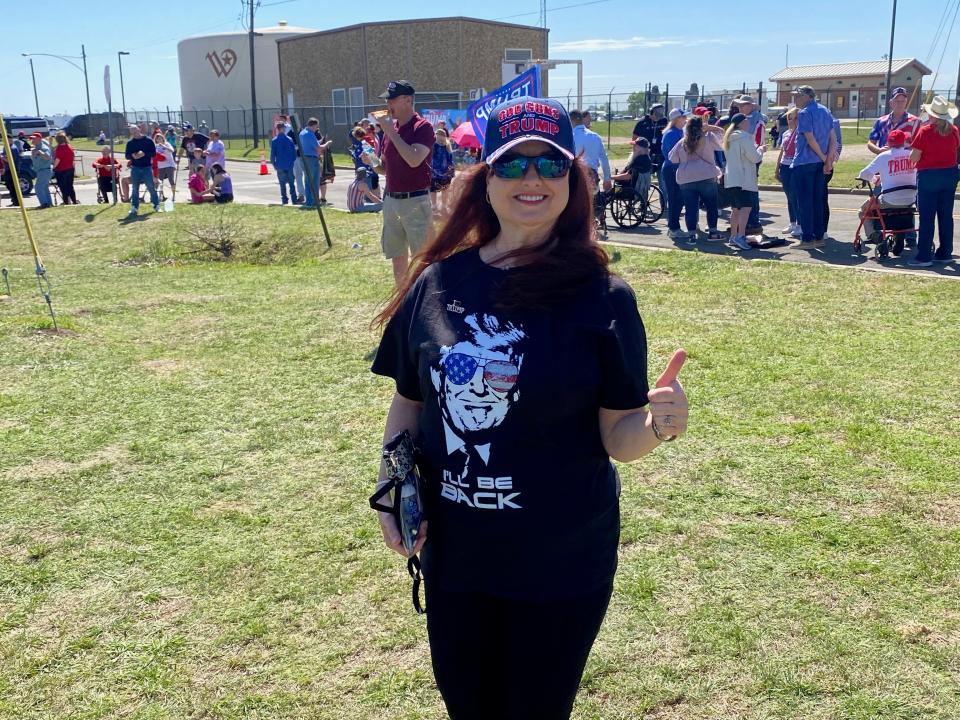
[248,0,260,149]
[884,0,897,109]
[81,44,92,121]
[118,52,130,123]
[28,58,39,115]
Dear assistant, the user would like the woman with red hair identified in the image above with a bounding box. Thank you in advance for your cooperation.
[371,98,689,719]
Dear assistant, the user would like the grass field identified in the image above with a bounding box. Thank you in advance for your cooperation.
[2,205,959,719]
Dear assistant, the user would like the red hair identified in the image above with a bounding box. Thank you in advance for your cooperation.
[374,157,609,326]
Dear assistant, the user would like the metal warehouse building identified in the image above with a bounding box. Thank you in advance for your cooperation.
[770,58,931,119]
[278,17,548,141]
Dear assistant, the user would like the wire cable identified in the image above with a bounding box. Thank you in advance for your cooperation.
[494,0,613,21]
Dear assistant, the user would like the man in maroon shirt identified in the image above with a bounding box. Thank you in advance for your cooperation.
[374,80,435,285]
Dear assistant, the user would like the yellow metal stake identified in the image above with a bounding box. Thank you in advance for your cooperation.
[0,114,58,330]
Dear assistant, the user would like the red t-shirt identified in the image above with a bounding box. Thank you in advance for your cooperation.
[381,113,435,193]
[53,144,75,172]
[92,157,119,177]
[911,122,960,170]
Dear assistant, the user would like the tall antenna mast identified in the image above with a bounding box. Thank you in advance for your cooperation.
[539,0,547,28]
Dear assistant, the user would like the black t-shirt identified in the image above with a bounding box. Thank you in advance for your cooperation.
[372,248,650,600]
[625,154,653,176]
[180,132,209,157]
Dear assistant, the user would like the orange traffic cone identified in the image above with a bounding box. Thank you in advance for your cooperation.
[259,150,269,175]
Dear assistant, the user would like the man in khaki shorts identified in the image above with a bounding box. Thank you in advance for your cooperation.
[373,80,436,285]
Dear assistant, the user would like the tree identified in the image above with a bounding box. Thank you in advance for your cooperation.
[627,91,644,117]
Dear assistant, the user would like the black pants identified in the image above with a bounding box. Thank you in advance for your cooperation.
[425,580,613,720]
[55,168,77,204]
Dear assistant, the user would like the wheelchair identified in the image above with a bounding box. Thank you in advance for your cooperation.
[596,180,664,231]
[853,179,917,260]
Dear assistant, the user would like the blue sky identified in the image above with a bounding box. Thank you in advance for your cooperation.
[4,0,958,116]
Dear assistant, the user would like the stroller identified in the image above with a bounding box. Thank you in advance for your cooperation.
[853,179,917,260]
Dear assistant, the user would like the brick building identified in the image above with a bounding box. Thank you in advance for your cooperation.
[770,58,931,119]
[278,17,548,146]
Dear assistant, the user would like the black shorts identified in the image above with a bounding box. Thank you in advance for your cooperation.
[727,186,758,209]
[97,176,114,195]
[214,193,233,204]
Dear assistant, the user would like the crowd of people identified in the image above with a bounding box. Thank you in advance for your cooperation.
[1,85,957,266]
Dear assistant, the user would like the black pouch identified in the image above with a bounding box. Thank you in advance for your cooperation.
[369,430,426,613]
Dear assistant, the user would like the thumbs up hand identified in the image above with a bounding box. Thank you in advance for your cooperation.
[647,349,689,440]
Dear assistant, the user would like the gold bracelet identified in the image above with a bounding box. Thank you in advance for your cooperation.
[651,417,678,443]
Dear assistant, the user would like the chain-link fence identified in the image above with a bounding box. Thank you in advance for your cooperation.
[108,83,951,152]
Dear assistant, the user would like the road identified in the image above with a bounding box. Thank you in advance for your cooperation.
[2,150,957,280]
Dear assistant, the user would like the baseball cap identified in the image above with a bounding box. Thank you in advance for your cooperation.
[379,80,415,99]
[887,129,907,147]
[692,106,711,117]
[30,132,44,140]
[736,95,756,105]
[729,113,747,127]
[792,85,816,98]
[182,122,193,130]
[668,108,687,120]
[891,86,907,99]
[481,97,575,164]
[649,103,664,111]
[630,137,650,147]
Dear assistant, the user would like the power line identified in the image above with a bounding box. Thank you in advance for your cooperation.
[495,0,613,21]
[925,0,957,65]
[931,0,960,88]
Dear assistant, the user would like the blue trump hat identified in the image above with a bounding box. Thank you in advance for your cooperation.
[481,97,575,164]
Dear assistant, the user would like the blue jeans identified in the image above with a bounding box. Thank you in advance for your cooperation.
[293,157,305,198]
[129,165,159,211]
[793,161,826,241]
[779,164,799,223]
[353,202,382,213]
[657,164,668,214]
[35,168,52,206]
[662,164,683,231]
[302,155,320,207]
[276,167,296,203]
[916,166,959,262]
[679,179,719,232]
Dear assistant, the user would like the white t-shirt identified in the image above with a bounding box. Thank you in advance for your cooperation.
[155,142,176,169]
[858,147,916,206]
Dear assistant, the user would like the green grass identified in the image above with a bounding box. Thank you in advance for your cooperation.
[1,205,959,719]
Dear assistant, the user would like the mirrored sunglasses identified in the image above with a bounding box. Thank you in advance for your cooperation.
[442,353,519,392]
[490,153,571,180]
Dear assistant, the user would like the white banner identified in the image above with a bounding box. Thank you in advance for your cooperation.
[103,65,111,104]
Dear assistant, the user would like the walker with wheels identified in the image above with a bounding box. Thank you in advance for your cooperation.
[853,178,917,260]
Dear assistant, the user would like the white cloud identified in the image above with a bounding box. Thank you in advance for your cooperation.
[551,36,727,53]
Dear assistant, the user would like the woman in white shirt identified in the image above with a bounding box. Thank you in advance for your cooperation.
[722,113,765,251]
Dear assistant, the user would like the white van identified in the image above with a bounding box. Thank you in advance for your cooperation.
[3,116,51,140]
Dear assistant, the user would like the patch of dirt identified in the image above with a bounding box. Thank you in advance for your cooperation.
[141,359,188,376]
[4,444,132,482]
[0,419,27,431]
[194,500,254,520]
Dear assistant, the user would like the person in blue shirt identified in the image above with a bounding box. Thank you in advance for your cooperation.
[822,118,844,236]
[298,118,322,208]
[867,87,920,154]
[660,108,688,239]
[570,109,611,191]
[29,133,54,209]
[270,122,297,205]
[790,86,836,247]
[1,144,22,206]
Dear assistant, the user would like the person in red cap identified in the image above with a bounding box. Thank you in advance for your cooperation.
[29,132,54,209]
[856,128,916,240]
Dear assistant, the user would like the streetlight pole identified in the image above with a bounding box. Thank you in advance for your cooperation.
[25,57,39,115]
[118,52,130,123]
[21,49,92,122]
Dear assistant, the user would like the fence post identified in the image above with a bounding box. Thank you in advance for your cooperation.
[225,107,231,142]
[606,87,614,149]
[665,84,670,110]
[242,108,247,147]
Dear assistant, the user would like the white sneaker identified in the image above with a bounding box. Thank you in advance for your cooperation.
[667,229,689,240]
[731,235,753,251]
[781,224,794,234]
[789,225,803,238]
[127,208,137,217]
